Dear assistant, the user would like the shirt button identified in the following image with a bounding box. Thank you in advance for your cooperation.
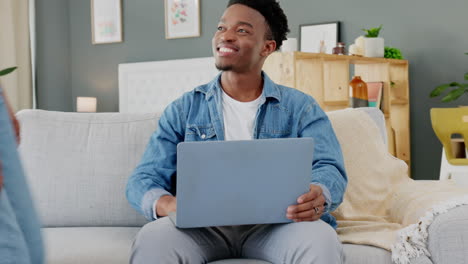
[201,134,206,139]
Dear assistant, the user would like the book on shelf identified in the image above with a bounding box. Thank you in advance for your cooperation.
[367,82,383,109]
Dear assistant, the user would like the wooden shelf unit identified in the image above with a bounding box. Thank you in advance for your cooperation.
[263,51,411,168]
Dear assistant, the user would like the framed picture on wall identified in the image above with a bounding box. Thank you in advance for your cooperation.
[299,22,340,54]
[91,0,123,44]
[165,0,201,39]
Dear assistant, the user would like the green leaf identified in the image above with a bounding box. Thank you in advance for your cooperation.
[0,67,17,77]
[375,24,383,36]
[442,87,466,102]
[430,84,451,97]
[431,51,468,101]
[362,25,383,37]
[362,29,370,37]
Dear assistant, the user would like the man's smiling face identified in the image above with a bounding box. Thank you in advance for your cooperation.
[212,4,275,73]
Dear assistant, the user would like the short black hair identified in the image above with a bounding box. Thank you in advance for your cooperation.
[227,0,290,51]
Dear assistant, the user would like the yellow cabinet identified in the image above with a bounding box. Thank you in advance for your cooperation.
[263,52,410,168]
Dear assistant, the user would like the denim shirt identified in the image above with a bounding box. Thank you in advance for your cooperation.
[126,72,347,229]
[0,87,45,263]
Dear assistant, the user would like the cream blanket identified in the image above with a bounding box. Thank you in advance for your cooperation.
[327,109,468,264]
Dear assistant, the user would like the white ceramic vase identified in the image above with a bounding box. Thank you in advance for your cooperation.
[280,38,298,52]
[364,37,384,58]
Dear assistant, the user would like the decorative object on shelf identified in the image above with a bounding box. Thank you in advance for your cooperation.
[367,82,384,108]
[349,36,364,56]
[384,47,404,59]
[91,0,123,45]
[77,97,97,112]
[280,37,298,52]
[165,0,200,39]
[299,21,340,54]
[0,67,17,77]
[319,40,326,53]
[349,76,368,108]
[362,25,384,58]
[430,52,468,102]
[332,42,346,55]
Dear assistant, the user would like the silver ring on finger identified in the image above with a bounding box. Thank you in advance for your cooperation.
[314,207,320,215]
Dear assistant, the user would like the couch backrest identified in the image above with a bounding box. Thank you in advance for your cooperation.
[17,110,159,227]
[16,107,386,228]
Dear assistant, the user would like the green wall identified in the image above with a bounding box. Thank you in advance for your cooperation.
[36,0,468,180]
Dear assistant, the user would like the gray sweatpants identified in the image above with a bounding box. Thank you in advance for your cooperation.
[130,217,343,264]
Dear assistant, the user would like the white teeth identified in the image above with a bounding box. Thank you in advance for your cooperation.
[219,47,235,53]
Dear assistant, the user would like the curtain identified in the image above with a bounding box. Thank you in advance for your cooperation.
[0,0,33,112]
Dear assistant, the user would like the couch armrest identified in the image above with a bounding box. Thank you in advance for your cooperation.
[427,205,468,264]
[389,180,467,226]
[389,180,468,264]
[409,256,433,264]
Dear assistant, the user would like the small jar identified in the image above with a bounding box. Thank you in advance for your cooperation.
[332,42,346,55]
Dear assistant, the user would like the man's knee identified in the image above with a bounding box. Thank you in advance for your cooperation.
[281,221,343,264]
[133,217,175,247]
[300,221,343,263]
[132,218,166,254]
[130,217,199,263]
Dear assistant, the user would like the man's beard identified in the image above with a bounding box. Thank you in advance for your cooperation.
[215,63,233,71]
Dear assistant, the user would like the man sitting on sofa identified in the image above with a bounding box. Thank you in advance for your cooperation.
[126,0,347,263]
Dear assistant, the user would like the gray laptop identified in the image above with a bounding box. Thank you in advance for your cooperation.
[171,138,314,228]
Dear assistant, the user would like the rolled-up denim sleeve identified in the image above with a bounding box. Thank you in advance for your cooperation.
[151,190,173,220]
[299,100,347,212]
[310,182,332,213]
[126,100,185,221]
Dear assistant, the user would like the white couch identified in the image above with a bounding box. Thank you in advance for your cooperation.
[16,108,468,264]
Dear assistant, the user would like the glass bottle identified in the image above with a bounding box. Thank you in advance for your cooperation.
[333,42,346,55]
[319,40,326,53]
[349,76,368,108]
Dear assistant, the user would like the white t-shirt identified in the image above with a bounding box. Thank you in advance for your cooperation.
[221,89,263,141]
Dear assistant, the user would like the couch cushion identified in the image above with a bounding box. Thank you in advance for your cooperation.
[208,245,395,264]
[43,227,394,264]
[17,110,158,227]
[43,227,139,264]
[43,227,271,264]
[45,227,399,264]
[343,244,391,264]
[209,260,271,264]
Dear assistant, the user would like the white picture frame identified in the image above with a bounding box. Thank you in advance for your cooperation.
[91,0,123,44]
[300,22,340,54]
[165,0,201,39]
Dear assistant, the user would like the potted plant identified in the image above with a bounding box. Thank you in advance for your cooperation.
[430,53,468,102]
[362,25,384,58]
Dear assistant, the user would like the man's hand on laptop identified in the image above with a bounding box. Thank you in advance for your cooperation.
[156,195,177,217]
[286,184,325,222]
